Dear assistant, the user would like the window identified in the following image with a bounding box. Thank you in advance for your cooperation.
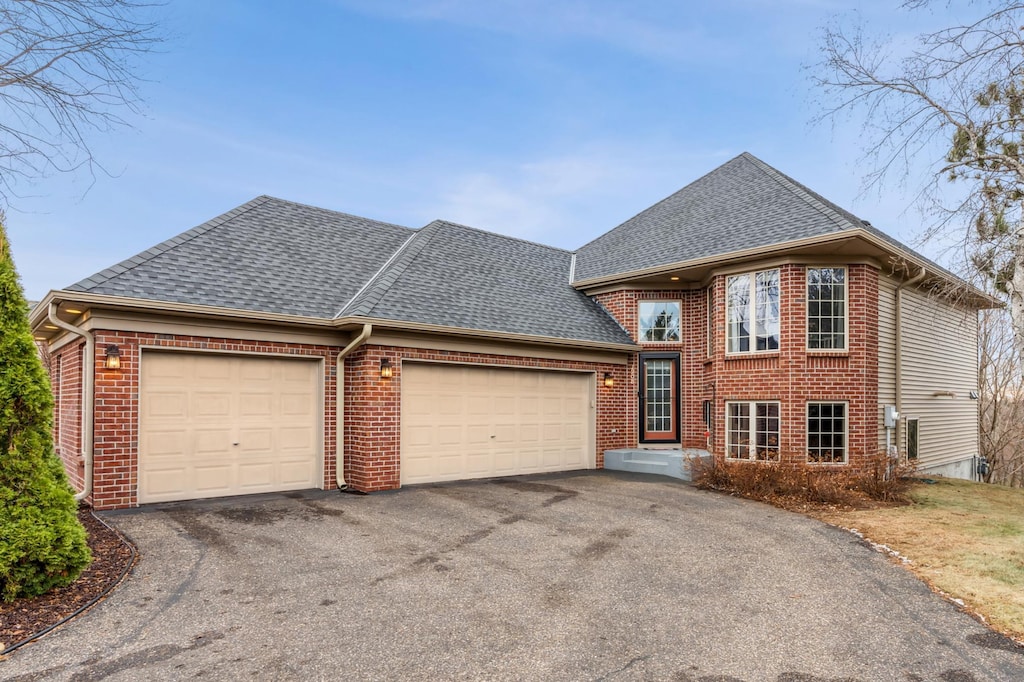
[638,300,681,342]
[807,402,847,463]
[807,267,847,350]
[726,269,779,353]
[726,401,780,461]
[906,418,919,460]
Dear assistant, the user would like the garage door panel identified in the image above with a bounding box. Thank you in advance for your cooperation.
[139,352,320,503]
[401,364,593,485]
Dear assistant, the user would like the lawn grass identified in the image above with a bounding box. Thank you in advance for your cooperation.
[814,478,1024,641]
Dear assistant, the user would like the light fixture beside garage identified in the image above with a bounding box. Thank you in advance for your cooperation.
[104,344,121,370]
[380,358,393,379]
[603,372,614,388]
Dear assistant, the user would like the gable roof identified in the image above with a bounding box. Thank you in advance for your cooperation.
[67,196,414,319]
[63,196,634,346]
[52,152,987,348]
[342,220,632,343]
[574,152,917,284]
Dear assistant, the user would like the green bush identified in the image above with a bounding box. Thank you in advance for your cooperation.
[0,217,90,601]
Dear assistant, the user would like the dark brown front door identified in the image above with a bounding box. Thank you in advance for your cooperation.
[639,353,680,443]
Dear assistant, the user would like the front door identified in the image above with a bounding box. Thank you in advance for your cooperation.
[639,353,680,443]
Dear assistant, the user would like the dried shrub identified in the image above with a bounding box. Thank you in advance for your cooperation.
[692,454,915,511]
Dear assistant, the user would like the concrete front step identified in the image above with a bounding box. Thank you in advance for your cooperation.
[603,448,712,483]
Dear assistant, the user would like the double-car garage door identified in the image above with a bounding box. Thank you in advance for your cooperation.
[139,352,321,504]
[401,363,595,485]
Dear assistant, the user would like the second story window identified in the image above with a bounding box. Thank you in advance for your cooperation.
[807,267,847,350]
[726,269,779,353]
[638,300,681,342]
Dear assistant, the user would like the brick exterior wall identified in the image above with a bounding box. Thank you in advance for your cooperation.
[48,261,881,508]
[342,344,631,492]
[51,341,86,492]
[595,263,881,470]
[56,330,629,508]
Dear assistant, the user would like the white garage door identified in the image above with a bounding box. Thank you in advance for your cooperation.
[401,363,594,485]
[139,352,321,503]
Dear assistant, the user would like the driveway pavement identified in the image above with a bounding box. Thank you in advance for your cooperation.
[4,471,1022,681]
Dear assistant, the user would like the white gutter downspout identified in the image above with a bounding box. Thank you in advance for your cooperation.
[894,267,927,462]
[47,301,94,503]
[334,324,372,490]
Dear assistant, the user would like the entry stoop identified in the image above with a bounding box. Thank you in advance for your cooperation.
[603,448,712,482]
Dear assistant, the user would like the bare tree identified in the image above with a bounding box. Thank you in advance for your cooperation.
[978,302,1024,485]
[813,1,1024,362]
[0,0,160,202]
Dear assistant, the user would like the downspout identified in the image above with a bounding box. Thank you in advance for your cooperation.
[894,267,927,460]
[47,301,94,503]
[334,323,372,490]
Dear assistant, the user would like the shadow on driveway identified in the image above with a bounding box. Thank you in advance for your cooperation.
[4,471,1022,681]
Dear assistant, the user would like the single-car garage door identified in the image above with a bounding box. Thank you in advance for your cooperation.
[139,352,321,503]
[401,363,594,485]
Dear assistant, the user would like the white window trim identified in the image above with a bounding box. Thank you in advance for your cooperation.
[637,299,682,344]
[806,266,849,352]
[725,268,780,356]
[806,400,849,465]
[725,400,781,461]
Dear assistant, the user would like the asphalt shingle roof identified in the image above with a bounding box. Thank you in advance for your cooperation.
[574,152,880,282]
[345,220,633,344]
[64,152,969,345]
[67,196,414,318]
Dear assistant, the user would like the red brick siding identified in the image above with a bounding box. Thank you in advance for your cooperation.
[342,344,631,492]
[50,341,85,492]
[596,263,881,470]
[70,331,628,507]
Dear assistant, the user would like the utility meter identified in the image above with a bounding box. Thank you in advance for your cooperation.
[884,405,900,429]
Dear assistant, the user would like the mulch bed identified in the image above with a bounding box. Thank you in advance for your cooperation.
[0,509,136,654]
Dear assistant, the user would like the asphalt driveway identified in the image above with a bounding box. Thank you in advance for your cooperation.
[4,471,1022,681]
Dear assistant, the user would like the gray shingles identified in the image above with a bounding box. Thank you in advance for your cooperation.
[576,152,874,282]
[358,221,634,345]
[68,196,414,318]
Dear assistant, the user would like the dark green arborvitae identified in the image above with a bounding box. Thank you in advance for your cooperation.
[0,216,90,601]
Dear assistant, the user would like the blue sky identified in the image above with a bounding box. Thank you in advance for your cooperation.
[6,1,966,301]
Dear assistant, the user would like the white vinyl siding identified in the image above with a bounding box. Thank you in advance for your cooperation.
[898,286,979,470]
[877,275,898,454]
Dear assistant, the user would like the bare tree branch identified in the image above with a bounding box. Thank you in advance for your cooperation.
[0,0,161,204]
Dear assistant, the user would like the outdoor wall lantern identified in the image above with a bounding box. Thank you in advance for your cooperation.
[380,358,393,379]
[104,344,121,370]
[603,372,614,388]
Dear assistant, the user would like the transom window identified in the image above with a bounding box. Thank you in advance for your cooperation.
[807,267,847,350]
[726,269,779,353]
[807,402,847,463]
[726,401,780,461]
[638,300,681,342]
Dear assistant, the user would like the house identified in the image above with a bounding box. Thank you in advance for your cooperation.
[30,153,991,510]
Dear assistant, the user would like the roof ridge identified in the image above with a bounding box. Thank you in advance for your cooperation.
[69,196,274,291]
[428,219,572,254]
[572,152,747,258]
[258,194,413,232]
[740,153,862,233]
[335,226,437,318]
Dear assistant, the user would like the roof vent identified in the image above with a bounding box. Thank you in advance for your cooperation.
[861,219,872,226]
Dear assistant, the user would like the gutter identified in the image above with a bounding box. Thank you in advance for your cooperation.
[334,323,372,490]
[47,301,94,503]
[895,267,927,454]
